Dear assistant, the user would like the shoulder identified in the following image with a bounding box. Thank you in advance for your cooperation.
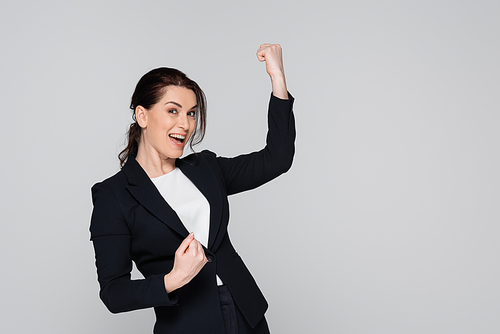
[91,169,127,195]
[180,150,218,165]
[90,170,131,237]
[178,150,225,179]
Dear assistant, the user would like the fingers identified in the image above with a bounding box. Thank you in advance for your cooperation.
[256,43,282,62]
[256,44,269,62]
[188,237,208,262]
[167,234,209,292]
[177,233,207,261]
[176,232,194,255]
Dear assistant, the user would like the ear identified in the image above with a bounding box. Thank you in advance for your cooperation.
[135,106,147,128]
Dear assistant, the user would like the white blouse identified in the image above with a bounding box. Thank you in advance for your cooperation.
[151,167,223,285]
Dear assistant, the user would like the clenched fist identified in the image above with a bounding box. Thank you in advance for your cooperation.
[257,43,288,100]
[164,233,208,293]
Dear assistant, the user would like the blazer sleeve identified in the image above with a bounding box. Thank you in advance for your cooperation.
[214,92,296,195]
[90,182,178,313]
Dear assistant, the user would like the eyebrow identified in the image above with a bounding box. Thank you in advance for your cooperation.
[165,101,197,110]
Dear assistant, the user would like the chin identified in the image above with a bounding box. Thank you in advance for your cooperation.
[172,150,185,159]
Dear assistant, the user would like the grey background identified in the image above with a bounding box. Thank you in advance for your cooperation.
[1,1,499,333]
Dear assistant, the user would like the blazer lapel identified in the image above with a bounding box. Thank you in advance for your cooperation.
[122,156,189,238]
[177,155,223,249]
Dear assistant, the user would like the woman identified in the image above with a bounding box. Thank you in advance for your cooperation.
[90,44,295,334]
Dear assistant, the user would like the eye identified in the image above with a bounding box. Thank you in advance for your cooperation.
[168,108,178,114]
[187,110,196,117]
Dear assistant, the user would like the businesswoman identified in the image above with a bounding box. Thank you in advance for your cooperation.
[90,44,295,334]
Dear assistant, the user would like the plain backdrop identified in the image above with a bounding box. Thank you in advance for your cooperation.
[1,1,499,333]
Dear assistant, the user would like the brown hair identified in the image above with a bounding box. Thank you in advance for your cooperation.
[118,67,207,166]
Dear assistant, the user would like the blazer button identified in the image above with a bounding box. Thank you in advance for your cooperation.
[207,255,214,263]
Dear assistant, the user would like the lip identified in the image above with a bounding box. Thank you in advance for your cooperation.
[168,133,187,148]
[169,137,183,148]
[169,132,187,138]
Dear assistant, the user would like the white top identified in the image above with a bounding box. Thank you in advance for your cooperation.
[151,168,210,247]
[151,167,223,285]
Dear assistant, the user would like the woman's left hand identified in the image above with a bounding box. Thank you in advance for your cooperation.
[257,44,285,78]
[257,43,288,99]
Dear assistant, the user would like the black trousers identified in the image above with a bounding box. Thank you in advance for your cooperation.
[218,285,270,334]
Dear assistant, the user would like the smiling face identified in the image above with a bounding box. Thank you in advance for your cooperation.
[136,85,197,164]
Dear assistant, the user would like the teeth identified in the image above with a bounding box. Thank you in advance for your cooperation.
[169,134,186,139]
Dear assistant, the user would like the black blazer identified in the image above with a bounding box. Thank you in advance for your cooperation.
[90,94,295,333]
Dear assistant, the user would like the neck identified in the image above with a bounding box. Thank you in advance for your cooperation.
[136,144,177,178]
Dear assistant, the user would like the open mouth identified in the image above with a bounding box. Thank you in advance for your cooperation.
[169,133,186,145]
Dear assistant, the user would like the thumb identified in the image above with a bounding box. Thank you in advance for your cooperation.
[256,48,267,62]
[177,232,195,254]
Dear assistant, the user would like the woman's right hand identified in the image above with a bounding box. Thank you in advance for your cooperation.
[164,233,208,293]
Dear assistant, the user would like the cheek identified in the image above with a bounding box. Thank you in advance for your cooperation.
[148,123,170,144]
[156,120,174,136]
[189,119,196,134]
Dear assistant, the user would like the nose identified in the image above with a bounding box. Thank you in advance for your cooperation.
[177,113,189,130]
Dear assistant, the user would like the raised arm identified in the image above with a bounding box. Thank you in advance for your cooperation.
[210,44,295,195]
